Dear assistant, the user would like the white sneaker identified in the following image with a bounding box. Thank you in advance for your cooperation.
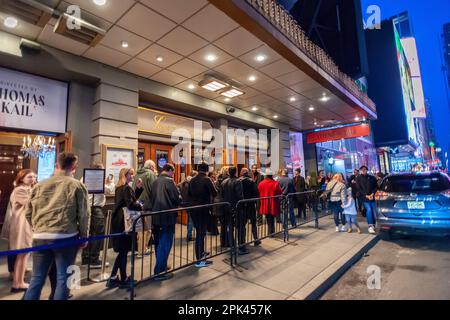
[340,225,348,232]
[335,226,340,232]
[368,226,376,234]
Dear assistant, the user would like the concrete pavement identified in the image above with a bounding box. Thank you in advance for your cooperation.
[0,216,378,300]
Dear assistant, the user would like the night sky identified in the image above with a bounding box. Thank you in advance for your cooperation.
[361,0,450,161]
[279,0,450,163]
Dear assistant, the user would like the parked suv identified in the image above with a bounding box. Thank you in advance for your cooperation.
[376,172,450,238]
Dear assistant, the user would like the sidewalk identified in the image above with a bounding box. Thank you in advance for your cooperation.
[0,216,378,300]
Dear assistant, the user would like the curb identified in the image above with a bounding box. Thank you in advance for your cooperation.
[292,234,380,300]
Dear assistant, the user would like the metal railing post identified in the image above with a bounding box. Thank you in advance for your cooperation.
[129,219,138,301]
[315,191,319,229]
[91,209,112,282]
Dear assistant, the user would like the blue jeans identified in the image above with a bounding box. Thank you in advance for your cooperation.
[24,236,79,300]
[329,201,346,226]
[346,215,359,228]
[153,224,175,275]
[363,201,377,226]
[288,201,296,227]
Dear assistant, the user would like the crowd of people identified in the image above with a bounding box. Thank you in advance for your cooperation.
[0,150,383,300]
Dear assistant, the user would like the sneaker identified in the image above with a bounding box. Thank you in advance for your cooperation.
[335,226,340,232]
[340,225,348,232]
[357,228,362,234]
[202,252,211,259]
[105,277,120,289]
[195,261,210,268]
[347,228,353,233]
[153,274,174,281]
[254,240,262,247]
[368,226,376,234]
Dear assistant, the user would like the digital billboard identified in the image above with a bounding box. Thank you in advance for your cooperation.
[401,37,427,118]
[394,26,418,145]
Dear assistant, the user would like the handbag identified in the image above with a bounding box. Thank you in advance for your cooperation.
[320,182,338,201]
[123,207,144,233]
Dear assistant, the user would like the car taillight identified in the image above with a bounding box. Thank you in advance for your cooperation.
[375,191,389,200]
[441,190,450,198]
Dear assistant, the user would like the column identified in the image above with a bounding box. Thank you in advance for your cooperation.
[91,82,139,164]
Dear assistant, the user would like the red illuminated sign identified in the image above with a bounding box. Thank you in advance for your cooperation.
[307,124,370,144]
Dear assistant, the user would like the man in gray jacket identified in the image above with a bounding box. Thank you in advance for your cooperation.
[24,152,90,300]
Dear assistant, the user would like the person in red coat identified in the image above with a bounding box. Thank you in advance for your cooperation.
[258,169,283,235]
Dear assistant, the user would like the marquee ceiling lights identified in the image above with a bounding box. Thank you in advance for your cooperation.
[220,87,244,98]
[199,75,245,98]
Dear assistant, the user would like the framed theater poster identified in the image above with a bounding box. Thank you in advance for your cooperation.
[102,144,136,185]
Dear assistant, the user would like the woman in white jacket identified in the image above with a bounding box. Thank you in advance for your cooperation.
[342,187,361,234]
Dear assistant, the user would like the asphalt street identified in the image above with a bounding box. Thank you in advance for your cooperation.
[321,234,450,300]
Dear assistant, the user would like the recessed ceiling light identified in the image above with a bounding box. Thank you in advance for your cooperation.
[290,97,296,102]
[205,54,217,62]
[355,116,360,121]
[255,55,266,62]
[121,41,129,48]
[93,0,107,6]
[314,121,318,126]
[188,84,196,90]
[273,115,279,119]
[4,17,18,29]
[320,96,330,102]
[248,75,257,82]
[224,98,231,102]
[252,106,258,111]
[309,106,315,111]
[156,56,163,62]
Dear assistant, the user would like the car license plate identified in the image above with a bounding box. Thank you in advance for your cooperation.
[407,201,425,210]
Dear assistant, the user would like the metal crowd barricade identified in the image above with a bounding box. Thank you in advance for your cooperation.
[234,194,289,265]
[129,202,232,300]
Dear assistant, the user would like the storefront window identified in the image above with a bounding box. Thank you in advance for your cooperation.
[316,136,379,179]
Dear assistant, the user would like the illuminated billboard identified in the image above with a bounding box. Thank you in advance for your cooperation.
[394,26,418,145]
[401,37,427,118]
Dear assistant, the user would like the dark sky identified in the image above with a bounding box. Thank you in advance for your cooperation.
[278,0,450,162]
[361,0,450,159]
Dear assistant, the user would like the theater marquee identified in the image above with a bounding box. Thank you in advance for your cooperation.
[0,67,68,133]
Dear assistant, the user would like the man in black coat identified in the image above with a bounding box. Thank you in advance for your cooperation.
[293,168,307,220]
[220,166,244,251]
[150,164,182,280]
[251,164,264,186]
[188,163,217,267]
[355,166,378,234]
[239,168,261,249]
[277,169,297,227]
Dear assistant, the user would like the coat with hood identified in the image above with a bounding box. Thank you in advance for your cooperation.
[132,167,157,210]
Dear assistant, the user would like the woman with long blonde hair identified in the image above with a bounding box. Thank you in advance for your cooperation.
[325,173,347,232]
[107,167,143,289]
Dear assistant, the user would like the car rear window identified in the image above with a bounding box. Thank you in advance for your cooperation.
[381,174,450,192]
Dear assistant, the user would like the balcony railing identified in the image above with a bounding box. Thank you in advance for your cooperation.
[246,0,376,112]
